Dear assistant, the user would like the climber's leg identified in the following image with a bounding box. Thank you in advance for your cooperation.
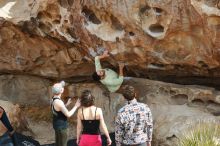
[0,107,18,146]
[0,107,14,133]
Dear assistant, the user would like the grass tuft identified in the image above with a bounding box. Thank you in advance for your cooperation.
[178,122,220,146]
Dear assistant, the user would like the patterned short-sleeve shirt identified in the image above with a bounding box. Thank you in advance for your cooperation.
[115,99,153,146]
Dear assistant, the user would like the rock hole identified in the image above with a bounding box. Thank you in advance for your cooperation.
[67,28,77,39]
[198,61,209,68]
[212,112,220,116]
[44,12,52,19]
[116,37,120,42]
[37,12,44,19]
[170,90,176,96]
[140,5,151,13]
[151,63,165,68]
[129,32,135,36]
[147,24,165,38]
[83,12,124,41]
[207,100,220,116]
[89,13,101,24]
[166,134,177,140]
[171,94,188,105]
[192,99,205,105]
[110,15,124,31]
[174,64,184,70]
[153,7,163,15]
[53,20,60,24]
[158,87,169,95]
[82,7,101,24]
[39,22,51,33]
[207,100,220,106]
[149,24,164,33]
[64,20,68,24]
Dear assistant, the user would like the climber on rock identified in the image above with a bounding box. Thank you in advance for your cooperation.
[92,50,125,93]
[0,106,18,146]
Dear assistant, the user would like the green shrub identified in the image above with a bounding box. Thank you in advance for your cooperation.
[178,122,220,146]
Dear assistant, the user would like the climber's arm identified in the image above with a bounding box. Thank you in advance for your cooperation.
[95,51,109,71]
[118,63,125,77]
[95,56,102,71]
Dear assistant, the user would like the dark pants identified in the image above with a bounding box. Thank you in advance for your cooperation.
[55,129,67,146]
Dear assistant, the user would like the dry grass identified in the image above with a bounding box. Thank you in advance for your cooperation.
[178,122,220,146]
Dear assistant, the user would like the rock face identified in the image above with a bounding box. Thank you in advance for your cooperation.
[0,75,50,105]
[0,0,220,146]
[132,78,220,146]
[0,75,220,145]
[0,0,220,84]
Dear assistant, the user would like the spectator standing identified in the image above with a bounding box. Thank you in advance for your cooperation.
[76,90,112,146]
[115,85,153,146]
[51,81,80,146]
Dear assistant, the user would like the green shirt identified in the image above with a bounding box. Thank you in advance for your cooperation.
[95,56,123,92]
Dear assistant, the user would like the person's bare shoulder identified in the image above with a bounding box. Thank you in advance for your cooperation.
[53,99,64,111]
[96,107,102,112]
[77,107,83,117]
[95,107,103,117]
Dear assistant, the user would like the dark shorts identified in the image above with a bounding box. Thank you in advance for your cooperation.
[55,129,67,146]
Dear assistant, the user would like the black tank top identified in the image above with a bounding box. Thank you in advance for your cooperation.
[81,107,100,135]
[51,97,68,130]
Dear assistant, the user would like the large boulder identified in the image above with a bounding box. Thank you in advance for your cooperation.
[1,75,219,145]
[0,75,50,105]
[0,1,220,145]
[0,0,220,86]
